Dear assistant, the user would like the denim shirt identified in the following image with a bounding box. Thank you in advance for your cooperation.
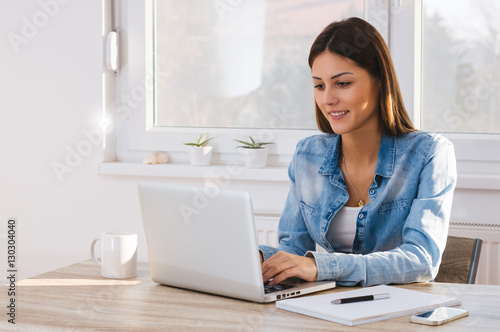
[259,131,457,286]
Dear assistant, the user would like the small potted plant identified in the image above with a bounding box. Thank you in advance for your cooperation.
[234,136,274,168]
[184,133,214,166]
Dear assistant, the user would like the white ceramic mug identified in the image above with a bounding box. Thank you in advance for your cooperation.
[90,231,137,279]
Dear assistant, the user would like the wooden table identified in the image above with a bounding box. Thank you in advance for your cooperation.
[2,260,499,331]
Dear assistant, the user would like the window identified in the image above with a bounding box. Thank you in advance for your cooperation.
[155,1,367,130]
[422,0,500,134]
[114,0,370,165]
[110,0,500,189]
[419,0,500,188]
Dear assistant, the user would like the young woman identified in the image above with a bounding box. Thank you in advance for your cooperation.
[260,17,457,287]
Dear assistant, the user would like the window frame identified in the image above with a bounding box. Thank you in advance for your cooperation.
[107,0,500,190]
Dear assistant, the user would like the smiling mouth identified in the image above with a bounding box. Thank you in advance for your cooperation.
[329,110,349,117]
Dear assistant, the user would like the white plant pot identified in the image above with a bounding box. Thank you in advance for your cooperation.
[189,146,213,166]
[243,148,268,168]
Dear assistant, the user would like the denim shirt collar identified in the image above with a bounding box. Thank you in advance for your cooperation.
[318,134,396,179]
[318,135,341,176]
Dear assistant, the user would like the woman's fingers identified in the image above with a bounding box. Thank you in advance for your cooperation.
[261,251,318,286]
[262,253,295,284]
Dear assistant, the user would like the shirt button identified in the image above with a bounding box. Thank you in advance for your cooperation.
[369,189,375,195]
[358,214,365,220]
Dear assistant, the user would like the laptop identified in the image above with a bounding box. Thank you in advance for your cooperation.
[137,181,336,303]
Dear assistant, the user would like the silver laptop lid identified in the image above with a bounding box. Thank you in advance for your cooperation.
[138,181,266,302]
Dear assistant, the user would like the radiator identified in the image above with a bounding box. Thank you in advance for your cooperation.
[254,214,500,286]
[255,215,280,248]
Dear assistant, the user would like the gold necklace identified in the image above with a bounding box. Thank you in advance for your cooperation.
[342,155,370,207]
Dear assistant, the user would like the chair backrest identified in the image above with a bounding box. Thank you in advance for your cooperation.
[435,236,483,284]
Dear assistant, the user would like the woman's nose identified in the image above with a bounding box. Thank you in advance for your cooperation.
[323,87,339,105]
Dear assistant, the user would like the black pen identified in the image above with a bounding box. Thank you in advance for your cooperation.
[331,292,390,304]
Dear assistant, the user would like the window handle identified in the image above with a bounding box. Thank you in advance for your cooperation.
[106,30,119,74]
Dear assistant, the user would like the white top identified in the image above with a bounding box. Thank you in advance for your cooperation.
[325,206,361,253]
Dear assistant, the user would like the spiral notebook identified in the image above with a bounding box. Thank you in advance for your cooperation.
[276,285,461,326]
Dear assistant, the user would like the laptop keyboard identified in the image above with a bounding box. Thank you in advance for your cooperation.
[263,281,295,294]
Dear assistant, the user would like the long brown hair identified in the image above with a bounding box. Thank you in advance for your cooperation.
[309,17,415,136]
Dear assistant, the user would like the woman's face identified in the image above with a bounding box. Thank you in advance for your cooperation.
[312,51,381,136]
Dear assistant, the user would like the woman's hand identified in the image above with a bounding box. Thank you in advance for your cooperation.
[261,251,318,286]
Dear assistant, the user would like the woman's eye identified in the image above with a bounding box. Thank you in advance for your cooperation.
[314,83,324,89]
[337,81,351,88]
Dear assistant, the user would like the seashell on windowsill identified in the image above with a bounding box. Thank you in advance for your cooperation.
[142,151,169,165]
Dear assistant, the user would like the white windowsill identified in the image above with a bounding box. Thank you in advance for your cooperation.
[455,173,500,191]
[99,161,500,190]
[99,161,290,182]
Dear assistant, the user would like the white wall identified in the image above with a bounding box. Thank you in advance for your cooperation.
[0,0,142,280]
[0,1,499,283]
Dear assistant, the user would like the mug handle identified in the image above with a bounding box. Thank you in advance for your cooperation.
[90,238,102,266]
